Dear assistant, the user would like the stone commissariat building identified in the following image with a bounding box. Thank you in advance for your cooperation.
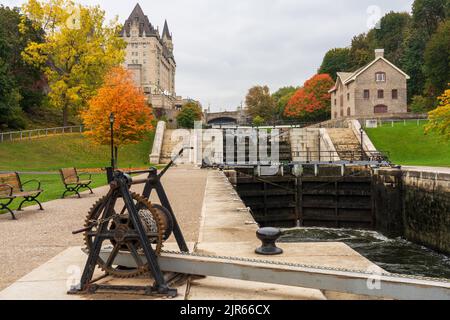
[329,49,410,119]
[120,4,198,117]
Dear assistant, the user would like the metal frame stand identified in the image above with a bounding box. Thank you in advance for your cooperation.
[69,148,192,297]
[141,168,189,252]
[68,171,177,297]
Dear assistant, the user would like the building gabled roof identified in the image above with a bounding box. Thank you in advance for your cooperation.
[336,72,353,83]
[329,54,410,93]
[162,20,172,40]
[120,3,159,38]
[343,56,410,85]
[329,72,354,93]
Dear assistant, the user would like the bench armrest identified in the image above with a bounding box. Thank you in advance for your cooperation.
[78,172,92,180]
[0,184,14,197]
[21,179,41,191]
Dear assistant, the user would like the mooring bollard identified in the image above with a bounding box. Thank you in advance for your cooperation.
[255,227,283,255]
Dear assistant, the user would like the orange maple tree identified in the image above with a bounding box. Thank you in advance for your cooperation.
[81,67,154,146]
[284,74,334,121]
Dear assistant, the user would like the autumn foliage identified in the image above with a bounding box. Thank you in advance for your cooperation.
[284,74,334,121]
[81,67,154,145]
[426,85,450,140]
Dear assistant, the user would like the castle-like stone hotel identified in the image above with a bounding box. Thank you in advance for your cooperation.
[120,4,195,113]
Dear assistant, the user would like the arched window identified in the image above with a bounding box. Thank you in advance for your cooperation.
[334,112,338,119]
[375,72,386,82]
[374,105,388,114]
[347,108,351,116]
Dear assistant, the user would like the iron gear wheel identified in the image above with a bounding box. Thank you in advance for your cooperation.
[83,192,166,278]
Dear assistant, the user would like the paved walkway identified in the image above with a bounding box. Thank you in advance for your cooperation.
[0,165,208,290]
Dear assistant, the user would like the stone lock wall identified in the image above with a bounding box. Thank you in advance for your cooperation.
[373,169,450,254]
[402,170,450,254]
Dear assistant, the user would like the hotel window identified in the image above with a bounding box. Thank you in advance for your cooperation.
[364,90,370,99]
[378,90,384,99]
[347,108,351,116]
[375,72,386,82]
[392,89,398,99]
[334,99,337,106]
[347,93,350,101]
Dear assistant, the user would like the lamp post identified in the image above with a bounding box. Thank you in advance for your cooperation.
[360,127,364,161]
[109,112,115,169]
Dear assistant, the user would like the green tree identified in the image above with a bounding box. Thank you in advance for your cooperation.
[423,20,450,98]
[176,102,203,129]
[410,95,435,113]
[0,5,44,130]
[402,0,448,99]
[272,86,298,119]
[349,31,376,70]
[319,48,352,81]
[245,85,277,122]
[21,0,126,126]
[412,0,448,37]
[373,12,411,66]
[252,116,265,127]
[402,28,428,100]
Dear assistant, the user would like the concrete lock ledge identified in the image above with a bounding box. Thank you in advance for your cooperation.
[188,170,379,300]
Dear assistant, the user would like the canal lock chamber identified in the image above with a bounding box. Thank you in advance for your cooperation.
[224,165,450,279]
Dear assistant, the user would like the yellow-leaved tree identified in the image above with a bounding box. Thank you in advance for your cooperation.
[20,0,126,126]
[81,67,154,146]
[426,85,450,140]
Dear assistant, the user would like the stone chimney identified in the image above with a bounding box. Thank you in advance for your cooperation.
[375,49,385,59]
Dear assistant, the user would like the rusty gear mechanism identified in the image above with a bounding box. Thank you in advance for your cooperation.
[83,192,173,278]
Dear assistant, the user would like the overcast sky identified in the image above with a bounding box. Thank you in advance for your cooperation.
[4,0,414,111]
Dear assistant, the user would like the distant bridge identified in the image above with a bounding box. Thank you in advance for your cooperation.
[205,111,246,125]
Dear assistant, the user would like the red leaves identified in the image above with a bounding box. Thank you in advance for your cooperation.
[284,74,334,119]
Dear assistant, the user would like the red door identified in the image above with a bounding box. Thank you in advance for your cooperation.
[374,105,388,114]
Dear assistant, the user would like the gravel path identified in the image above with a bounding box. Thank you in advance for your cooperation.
[0,165,207,290]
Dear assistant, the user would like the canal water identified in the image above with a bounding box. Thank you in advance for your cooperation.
[280,228,450,280]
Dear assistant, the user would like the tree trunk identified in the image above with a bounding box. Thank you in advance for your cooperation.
[62,103,68,127]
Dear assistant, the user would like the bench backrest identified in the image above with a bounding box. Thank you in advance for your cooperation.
[0,172,21,196]
[60,168,79,184]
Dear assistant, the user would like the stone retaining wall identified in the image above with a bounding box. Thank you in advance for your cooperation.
[373,168,450,254]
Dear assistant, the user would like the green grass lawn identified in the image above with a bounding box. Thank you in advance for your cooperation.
[0,132,155,171]
[365,120,450,167]
[0,132,155,214]
[1,173,108,216]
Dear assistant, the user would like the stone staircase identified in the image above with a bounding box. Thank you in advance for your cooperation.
[160,129,177,164]
[326,128,363,161]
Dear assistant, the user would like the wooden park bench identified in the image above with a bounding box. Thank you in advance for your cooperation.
[59,168,94,199]
[0,172,44,220]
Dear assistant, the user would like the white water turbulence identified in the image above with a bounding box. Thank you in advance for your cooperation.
[280,227,450,279]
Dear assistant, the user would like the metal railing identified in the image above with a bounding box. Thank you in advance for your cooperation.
[361,118,429,128]
[0,125,84,143]
[291,150,390,164]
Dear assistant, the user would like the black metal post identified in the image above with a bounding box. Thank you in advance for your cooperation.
[110,113,115,169]
[360,128,364,160]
